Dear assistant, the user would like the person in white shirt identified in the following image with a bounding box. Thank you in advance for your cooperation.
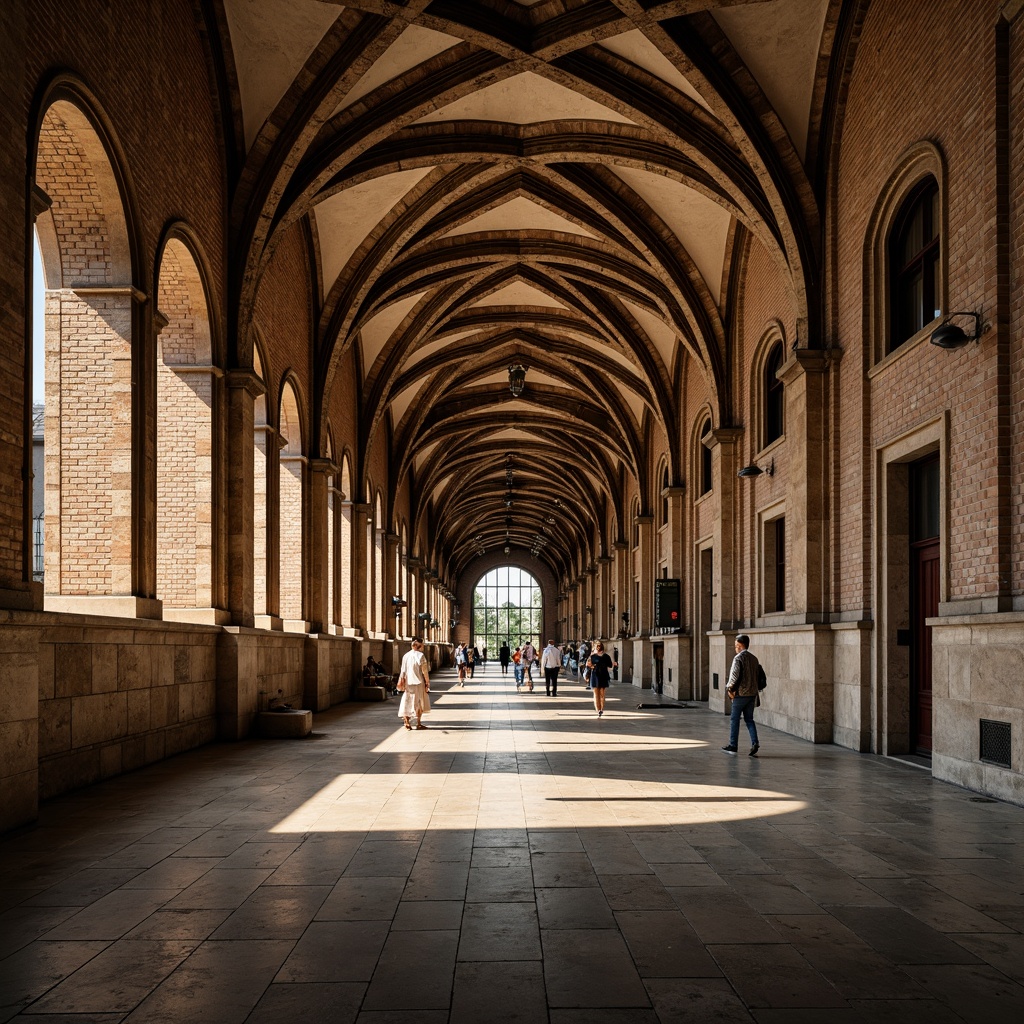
[540,640,562,696]
[397,637,431,730]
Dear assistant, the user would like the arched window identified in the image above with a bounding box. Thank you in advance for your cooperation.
[473,566,542,652]
[155,235,216,621]
[253,346,269,622]
[278,381,305,628]
[700,420,712,496]
[34,99,135,611]
[661,465,670,526]
[889,176,940,352]
[764,342,784,446]
[632,499,640,548]
[339,455,352,628]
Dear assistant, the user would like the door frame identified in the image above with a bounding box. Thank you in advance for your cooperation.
[872,413,948,755]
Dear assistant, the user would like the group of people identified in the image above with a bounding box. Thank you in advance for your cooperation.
[397,631,763,751]
[453,642,481,686]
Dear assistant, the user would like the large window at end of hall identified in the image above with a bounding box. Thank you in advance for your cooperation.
[473,567,542,656]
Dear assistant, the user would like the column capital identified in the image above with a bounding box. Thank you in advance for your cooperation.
[705,427,743,450]
[225,368,267,398]
[31,184,52,220]
[661,486,686,497]
[308,457,338,476]
[778,347,830,385]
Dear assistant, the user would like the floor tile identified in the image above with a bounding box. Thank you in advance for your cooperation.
[458,902,540,961]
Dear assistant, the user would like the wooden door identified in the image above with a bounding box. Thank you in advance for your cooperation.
[910,539,938,753]
[909,454,939,755]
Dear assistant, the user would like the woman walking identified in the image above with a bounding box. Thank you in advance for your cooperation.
[398,637,431,730]
[586,641,616,717]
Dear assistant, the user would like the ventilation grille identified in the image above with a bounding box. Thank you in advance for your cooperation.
[980,719,1011,769]
[712,672,719,690]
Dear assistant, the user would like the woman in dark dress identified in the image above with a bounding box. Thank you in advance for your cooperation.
[587,641,617,717]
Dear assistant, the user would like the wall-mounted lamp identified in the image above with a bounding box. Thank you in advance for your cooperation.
[737,458,774,479]
[930,311,981,349]
[508,364,527,397]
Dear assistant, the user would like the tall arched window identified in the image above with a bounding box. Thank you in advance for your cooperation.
[339,455,352,628]
[473,567,542,652]
[889,176,940,352]
[764,342,784,446]
[252,346,269,622]
[34,99,135,610]
[155,236,216,621]
[700,419,712,495]
[278,382,305,628]
[661,464,669,526]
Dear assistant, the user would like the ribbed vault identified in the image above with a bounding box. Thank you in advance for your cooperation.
[217,0,837,588]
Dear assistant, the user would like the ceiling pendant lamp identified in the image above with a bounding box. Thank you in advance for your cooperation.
[508,364,527,397]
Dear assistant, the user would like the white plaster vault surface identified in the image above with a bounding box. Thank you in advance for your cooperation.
[3,664,1024,1020]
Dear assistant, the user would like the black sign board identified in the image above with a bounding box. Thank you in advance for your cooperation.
[655,578,681,629]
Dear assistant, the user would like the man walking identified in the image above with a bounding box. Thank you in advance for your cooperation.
[499,640,511,676]
[722,634,760,756]
[541,639,561,696]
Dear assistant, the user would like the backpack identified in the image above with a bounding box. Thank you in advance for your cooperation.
[455,649,466,665]
[756,664,767,691]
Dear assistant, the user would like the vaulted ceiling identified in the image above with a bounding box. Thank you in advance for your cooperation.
[216,0,837,582]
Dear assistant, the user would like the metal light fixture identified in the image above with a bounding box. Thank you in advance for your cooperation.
[737,458,774,479]
[508,364,527,397]
[930,311,981,349]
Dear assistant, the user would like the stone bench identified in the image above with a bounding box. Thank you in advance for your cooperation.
[354,685,388,701]
[257,709,313,738]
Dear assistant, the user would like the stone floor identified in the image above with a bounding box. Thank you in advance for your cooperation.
[3,663,1024,1023]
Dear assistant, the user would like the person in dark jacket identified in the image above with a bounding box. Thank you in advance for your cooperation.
[722,634,760,756]
[499,641,511,675]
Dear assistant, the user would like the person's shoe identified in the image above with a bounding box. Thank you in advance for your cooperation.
[721,745,737,755]
[598,710,603,717]
[749,744,759,757]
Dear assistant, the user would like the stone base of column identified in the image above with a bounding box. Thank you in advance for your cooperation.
[44,595,163,619]
[216,628,260,740]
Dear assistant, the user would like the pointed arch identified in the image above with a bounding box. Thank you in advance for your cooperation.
[31,89,141,610]
[154,229,219,619]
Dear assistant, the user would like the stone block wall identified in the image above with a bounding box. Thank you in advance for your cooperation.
[36,615,220,799]
[0,622,39,832]
[831,621,872,752]
[0,612,372,832]
[932,614,1024,804]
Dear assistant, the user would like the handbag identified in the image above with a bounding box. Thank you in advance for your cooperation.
[397,673,407,692]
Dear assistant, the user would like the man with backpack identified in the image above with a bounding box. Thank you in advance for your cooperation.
[722,634,762,757]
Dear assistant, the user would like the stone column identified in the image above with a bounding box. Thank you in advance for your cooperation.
[305,457,336,634]
[663,487,686,579]
[406,556,421,633]
[778,350,830,620]
[384,532,400,639]
[635,514,654,633]
[350,502,371,636]
[707,428,743,630]
[224,370,264,628]
[597,555,613,638]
